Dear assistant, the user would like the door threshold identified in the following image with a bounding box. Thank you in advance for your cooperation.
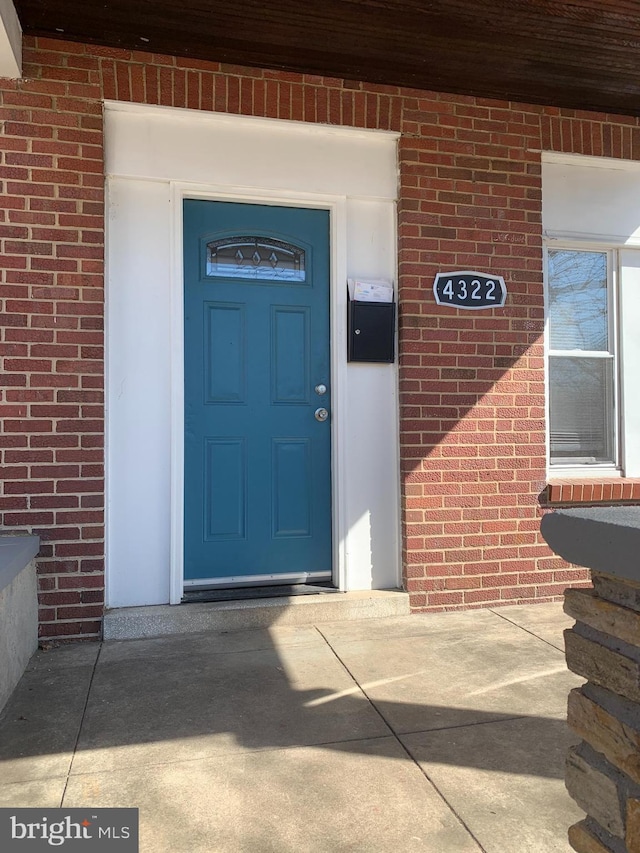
[103,590,410,640]
[182,583,339,604]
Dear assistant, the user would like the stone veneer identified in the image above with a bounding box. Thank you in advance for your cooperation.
[541,507,640,853]
[564,576,640,852]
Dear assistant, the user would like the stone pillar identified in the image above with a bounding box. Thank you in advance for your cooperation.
[541,507,640,853]
[564,574,640,852]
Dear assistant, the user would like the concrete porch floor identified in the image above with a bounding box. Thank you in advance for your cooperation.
[0,603,583,852]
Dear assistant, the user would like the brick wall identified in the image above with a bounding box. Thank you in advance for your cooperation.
[2,37,639,639]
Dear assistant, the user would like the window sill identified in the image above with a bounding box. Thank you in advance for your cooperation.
[546,479,640,506]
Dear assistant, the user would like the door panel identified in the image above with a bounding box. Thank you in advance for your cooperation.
[271,306,310,404]
[205,303,246,404]
[183,200,332,585]
[272,439,312,537]
[204,437,246,541]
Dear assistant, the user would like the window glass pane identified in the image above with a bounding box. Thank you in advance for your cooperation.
[548,249,608,351]
[206,237,305,282]
[549,356,615,464]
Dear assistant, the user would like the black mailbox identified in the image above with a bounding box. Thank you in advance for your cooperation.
[347,298,395,363]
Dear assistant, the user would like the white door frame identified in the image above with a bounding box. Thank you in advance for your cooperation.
[168,184,349,604]
[105,103,400,610]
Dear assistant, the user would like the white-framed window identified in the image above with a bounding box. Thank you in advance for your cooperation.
[544,242,640,477]
[542,152,640,480]
[546,246,617,469]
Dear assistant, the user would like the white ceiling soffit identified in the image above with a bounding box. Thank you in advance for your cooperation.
[0,0,21,79]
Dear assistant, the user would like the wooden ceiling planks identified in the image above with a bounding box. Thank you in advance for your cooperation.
[13,0,640,115]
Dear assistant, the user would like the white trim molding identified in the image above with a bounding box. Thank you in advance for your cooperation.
[0,0,21,79]
[105,102,400,609]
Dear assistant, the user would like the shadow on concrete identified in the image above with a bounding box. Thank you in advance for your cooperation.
[0,621,574,783]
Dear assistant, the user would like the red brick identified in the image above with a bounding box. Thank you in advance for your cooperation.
[38,591,81,606]
[56,604,103,619]
[58,574,103,589]
[4,512,54,525]
[80,589,104,603]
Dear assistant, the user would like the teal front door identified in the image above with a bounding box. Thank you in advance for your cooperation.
[183,200,332,587]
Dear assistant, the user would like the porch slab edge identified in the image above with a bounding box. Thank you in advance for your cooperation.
[103,589,410,640]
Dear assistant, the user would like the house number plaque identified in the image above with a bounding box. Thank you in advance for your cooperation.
[433,271,507,309]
